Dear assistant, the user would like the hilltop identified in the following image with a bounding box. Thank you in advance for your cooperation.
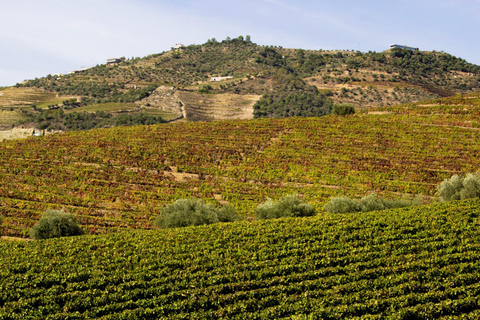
[0,36,479,132]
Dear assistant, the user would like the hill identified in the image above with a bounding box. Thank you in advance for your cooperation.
[1,36,479,132]
[0,92,479,237]
[2,198,480,318]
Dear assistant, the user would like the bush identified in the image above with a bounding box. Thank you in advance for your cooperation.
[30,209,84,240]
[0,215,4,236]
[324,196,360,214]
[325,194,423,214]
[437,172,480,202]
[217,204,242,223]
[154,198,240,229]
[332,103,355,115]
[255,194,316,220]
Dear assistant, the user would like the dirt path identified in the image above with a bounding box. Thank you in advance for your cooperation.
[1,236,32,241]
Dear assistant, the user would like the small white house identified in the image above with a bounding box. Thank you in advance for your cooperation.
[174,43,184,50]
[210,76,233,82]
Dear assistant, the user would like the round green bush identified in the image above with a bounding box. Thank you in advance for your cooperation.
[437,172,480,202]
[154,198,240,229]
[255,194,316,220]
[30,209,84,240]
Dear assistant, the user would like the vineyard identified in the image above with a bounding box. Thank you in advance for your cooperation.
[0,93,479,237]
[1,198,480,318]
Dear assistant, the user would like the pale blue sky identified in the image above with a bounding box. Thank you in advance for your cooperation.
[1,0,479,86]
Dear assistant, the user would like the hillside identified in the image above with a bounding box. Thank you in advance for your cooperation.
[0,92,479,237]
[1,36,479,132]
[2,198,480,318]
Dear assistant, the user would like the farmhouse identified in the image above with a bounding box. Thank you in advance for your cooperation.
[174,43,184,50]
[390,44,419,51]
[210,76,233,82]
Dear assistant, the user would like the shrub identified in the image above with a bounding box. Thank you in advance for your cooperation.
[0,215,4,236]
[325,194,423,214]
[154,198,240,229]
[437,172,480,202]
[255,194,316,220]
[30,209,84,240]
[324,196,360,214]
[217,204,242,223]
[332,103,355,115]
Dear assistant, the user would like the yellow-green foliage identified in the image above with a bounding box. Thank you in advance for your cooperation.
[1,199,480,318]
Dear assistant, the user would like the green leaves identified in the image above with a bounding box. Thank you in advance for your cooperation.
[2,199,480,318]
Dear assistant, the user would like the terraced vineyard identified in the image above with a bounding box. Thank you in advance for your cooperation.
[1,199,480,319]
[0,94,479,237]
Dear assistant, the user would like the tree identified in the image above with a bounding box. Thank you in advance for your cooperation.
[154,198,240,229]
[437,172,480,201]
[255,194,316,220]
[30,209,84,240]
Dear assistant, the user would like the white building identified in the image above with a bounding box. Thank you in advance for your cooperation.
[210,76,233,82]
[390,44,419,51]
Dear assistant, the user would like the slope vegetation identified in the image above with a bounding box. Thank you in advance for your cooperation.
[2,198,480,318]
[1,37,479,131]
[0,93,479,237]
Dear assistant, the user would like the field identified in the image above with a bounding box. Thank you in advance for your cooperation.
[0,93,479,237]
[2,198,480,318]
[0,87,60,108]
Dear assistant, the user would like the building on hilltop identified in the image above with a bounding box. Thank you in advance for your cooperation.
[390,44,419,51]
[174,43,184,50]
[106,58,124,65]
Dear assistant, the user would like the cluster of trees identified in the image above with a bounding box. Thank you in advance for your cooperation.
[22,109,166,131]
[23,171,480,239]
[325,194,424,214]
[28,194,316,239]
[205,35,253,46]
[325,171,480,214]
[154,194,316,229]
[437,172,480,201]
[18,79,158,106]
[253,68,333,118]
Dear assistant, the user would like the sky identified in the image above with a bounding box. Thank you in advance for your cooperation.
[1,0,479,87]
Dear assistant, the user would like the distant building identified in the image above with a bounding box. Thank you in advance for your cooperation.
[106,58,123,65]
[390,44,419,51]
[210,76,233,82]
[174,43,184,50]
[68,67,91,75]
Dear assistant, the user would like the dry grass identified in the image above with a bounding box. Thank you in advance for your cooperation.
[0,127,35,140]
[0,87,58,107]
[177,91,261,121]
